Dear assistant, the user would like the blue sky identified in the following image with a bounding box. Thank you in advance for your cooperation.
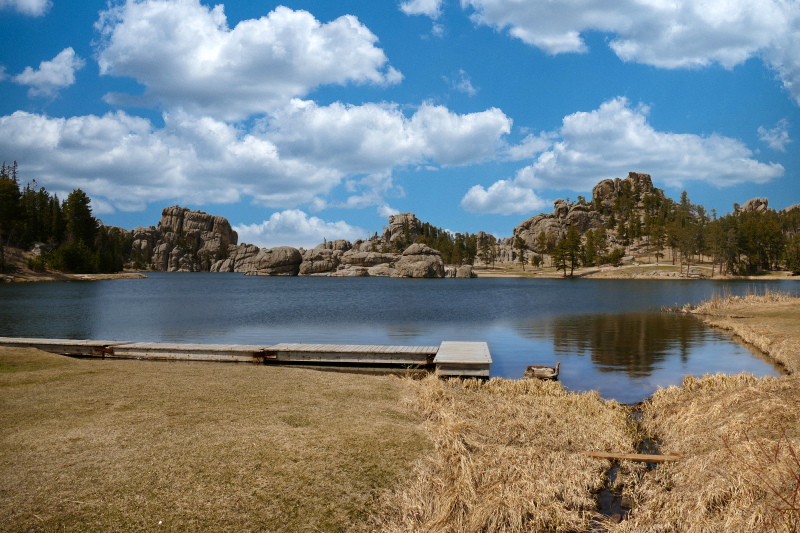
[1,0,798,248]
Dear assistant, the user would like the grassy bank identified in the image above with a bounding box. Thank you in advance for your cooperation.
[681,290,800,373]
[377,376,639,532]
[0,348,429,532]
[613,373,800,533]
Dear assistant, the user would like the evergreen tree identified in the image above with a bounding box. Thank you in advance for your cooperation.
[63,189,97,246]
[514,236,528,271]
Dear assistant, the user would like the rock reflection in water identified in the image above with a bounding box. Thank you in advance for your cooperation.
[515,313,702,378]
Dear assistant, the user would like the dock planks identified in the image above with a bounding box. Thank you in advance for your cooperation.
[0,337,491,376]
[433,341,492,377]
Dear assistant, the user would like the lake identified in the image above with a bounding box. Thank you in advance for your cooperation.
[1,274,797,403]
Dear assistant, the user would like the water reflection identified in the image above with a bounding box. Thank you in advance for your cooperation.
[515,313,701,378]
[0,275,789,402]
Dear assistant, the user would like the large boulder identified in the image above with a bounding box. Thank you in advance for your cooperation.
[299,249,340,275]
[244,246,302,276]
[330,266,369,277]
[741,197,769,213]
[591,179,616,204]
[455,265,477,278]
[367,264,396,277]
[340,250,398,268]
[131,226,160,258]
[168,246,193,272]
[565,205,605,233]
[314,239,351,252]
[228,244,261,273]
[393,243,444,278]
[152,242,172,271]
[157,206,238,264]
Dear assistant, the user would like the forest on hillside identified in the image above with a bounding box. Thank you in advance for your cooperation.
[511,183,800,276]
[0,162,132,274]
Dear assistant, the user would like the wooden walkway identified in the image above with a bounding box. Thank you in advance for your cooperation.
[0,337,491,376]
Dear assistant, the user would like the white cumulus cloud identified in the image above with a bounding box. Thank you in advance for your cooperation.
[758,119,792,152]
[400,0,443,19]
[463,97,784,214]
[13,48,85,98]
[461,179,548,214]
[462,0,800,104]
[95,1,402,121]
[0,0,50,16]
[232,209,366,249]
[513,97,784,191]
[0,97,513,214]
[262,99,512,174]
[0,110,342,211]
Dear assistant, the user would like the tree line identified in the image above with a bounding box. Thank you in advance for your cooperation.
[510,181,800,277]
[0,162,131,274]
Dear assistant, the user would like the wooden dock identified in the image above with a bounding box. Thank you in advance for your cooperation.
[0,337,491,377]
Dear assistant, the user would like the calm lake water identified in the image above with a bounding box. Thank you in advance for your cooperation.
[1,274,797,403]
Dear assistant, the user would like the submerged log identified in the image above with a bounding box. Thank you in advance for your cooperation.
[524,361,560,380]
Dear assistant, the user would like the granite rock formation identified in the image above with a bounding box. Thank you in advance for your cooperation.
[129,206,238,272]
[741,197,769,213]
[510,172,665,252]
[394,243,444,278]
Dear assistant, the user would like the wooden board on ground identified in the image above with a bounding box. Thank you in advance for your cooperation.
[583,451,683,463]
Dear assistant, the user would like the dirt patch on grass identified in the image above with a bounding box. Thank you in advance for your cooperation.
[0,348,430,532]
[376,375,638,532]
[613,373,800,533]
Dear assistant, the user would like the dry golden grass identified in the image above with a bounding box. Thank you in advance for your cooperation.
[375,375,638,533]
[679,289,800,374]
[690,288,796,314]
[0,347,430,532]
[612,373,800,533]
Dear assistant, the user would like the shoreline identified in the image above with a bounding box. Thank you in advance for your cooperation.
[2,270,148,283]
[678,291,800,374]
[2,293,799,530]
[473,262,799,280]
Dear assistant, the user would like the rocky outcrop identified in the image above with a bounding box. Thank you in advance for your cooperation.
[131,226,159,258]
[152,243,172,271]
[511,171,663,252]
[168,246,193,272]
[741,197,769,213]
[330,266,370,277]
[314,239,351,252]
[243,246,303,276]
[384,212,422,245]
[122,206,240,272]
[299,249,341,275]
[340,250,398,268]
[367,264,396,277]
[455,265,477,278]
[394,243,444,278]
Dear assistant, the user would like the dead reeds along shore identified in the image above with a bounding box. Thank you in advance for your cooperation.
[613,373,800,533]
[376,375,641,533]
[674,288,800,373]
